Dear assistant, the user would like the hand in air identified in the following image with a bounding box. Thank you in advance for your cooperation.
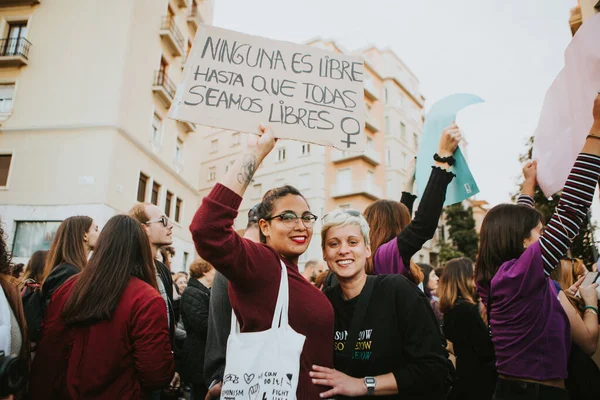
[438,123,462,157]
[310,365,367,398]
[522,160,538,184]
[581,282,599,306]
[246,123,277,160]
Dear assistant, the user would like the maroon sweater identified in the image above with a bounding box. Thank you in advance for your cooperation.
[190,184,334,399]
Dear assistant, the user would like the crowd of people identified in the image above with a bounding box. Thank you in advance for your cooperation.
[0,96,600,400]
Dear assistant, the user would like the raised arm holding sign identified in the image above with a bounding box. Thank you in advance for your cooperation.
[169,25,366,152]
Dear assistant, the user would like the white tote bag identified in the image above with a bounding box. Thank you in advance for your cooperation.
[220,260,306,400]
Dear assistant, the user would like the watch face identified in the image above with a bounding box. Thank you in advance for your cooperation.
[365,377,376,386]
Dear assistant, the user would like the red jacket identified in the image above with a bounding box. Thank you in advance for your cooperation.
[30,276,175,400]
[190,184,334,399]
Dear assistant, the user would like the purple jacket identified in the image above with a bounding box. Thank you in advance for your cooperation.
[477,242,571,381]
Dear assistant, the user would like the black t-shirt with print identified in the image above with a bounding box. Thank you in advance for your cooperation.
[325,275,450,400]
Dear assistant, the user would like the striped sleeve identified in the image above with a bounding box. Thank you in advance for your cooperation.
[539,153,600,275]
[517,194,534,207]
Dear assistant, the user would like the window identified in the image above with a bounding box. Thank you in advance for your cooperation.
[301,143,311,156]
[137,173,148,202]
[384,88,388,104]
[225,159,235,173]
[208,166,216,181]
[0,84,14,114]
[5,22,27,57]
[385,116,390,133]
[165,191,173,217]
[175,198,182,223]
[210,139,218,153]
[175,138,184,163]
[183,251,189,271]
[385,148,391,165]
[336,168,352,192]
[277,148,286,161]
[401,152,408,170]
[413,132,419,149]
[231,132,240,146]
[400,122,406,140]
[299,173,310,190]
[151,181,161,205]
[12,221,61,257]
[366,137,374,150]
[0,154,12,186]
[152,113,162,143]
[252,183,262,200]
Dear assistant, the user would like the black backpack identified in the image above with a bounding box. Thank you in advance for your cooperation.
[21,280,44,342]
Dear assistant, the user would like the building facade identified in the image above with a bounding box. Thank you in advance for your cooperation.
[0,0,214,270]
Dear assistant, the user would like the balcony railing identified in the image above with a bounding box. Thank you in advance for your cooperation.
[152,70,177,107]
[187,5,202,29]
[159,16,185,56]
[330,182,383,200]
[0,37,32,66]
[365,113,380,133]
[332,148,381,166]
[364,80,378,100]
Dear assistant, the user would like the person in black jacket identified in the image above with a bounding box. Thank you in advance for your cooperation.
[438,258,496,400]
[129,203,179,399]
[180,258,215,400]
[312,210,450,400]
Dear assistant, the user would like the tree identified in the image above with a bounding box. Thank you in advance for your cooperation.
[440,203,479,262]
[516,137,598,265]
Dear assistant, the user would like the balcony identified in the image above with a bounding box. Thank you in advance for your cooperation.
[159,16,185,57]
[331,182,383,201]
[187,5,203,30]
[178,120,196,133]
[0,37,31,67]
[173,0,189,8]
[365,113,380,133]
[332,148,381,166]
[364,80,378,101]
[0,0,39,6]
[152,70,177,107]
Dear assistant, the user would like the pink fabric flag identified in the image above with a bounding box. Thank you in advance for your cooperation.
[533,13,600,196]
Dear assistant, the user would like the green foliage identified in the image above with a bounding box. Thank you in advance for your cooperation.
[442,203,479,262]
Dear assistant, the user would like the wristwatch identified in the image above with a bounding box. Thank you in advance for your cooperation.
[364,376,376,396]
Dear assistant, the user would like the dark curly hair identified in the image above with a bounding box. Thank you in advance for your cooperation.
[0,217,12,275]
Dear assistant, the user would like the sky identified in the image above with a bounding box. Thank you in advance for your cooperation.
[212,0,577,207]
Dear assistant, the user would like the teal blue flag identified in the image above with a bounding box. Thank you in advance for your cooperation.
[416,93,483,206]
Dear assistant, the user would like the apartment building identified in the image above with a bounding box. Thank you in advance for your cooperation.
[0,0,214,270]
[570,0,600,35]
[197,41,443,267]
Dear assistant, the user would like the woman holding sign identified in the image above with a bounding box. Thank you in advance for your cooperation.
[364,124,461,283]
[190,125,333,400]
[475,95,600,400]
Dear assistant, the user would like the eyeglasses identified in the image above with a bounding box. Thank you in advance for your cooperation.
[321,209,362,221]
[145,216,170,227]
[265,212,318,228]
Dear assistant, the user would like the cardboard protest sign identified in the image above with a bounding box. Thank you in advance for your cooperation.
[416,93,483,206]
[169,25,366,152]
[532,13,600,197]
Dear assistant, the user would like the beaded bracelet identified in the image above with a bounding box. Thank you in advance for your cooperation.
[584,305,599,315]
[587,135,600,141]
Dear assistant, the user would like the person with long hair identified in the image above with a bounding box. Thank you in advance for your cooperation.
[439,257,496,400]
[20,250,47,295]
[190,125,334,399]
[418,262,443,324]
[311,210,450,399]
[474,94,600,400]
[30,215,175,399]
[180,259,215,400]
[364,124,461,285]
[550,259,600,400]
[0,217,29,399]
[41,216,99,306]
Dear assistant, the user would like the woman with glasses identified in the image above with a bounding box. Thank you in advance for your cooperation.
[364,124,460,284]
[190,125,334,399]
[310,209,450,399]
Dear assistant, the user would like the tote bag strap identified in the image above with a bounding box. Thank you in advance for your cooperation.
[230,259,290,334]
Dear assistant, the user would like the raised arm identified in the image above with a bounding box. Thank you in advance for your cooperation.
[396,124,460,264]
[538,94,600,275]
[517,160,537,207]
[400,157,417,214]
[189,125,279,286]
